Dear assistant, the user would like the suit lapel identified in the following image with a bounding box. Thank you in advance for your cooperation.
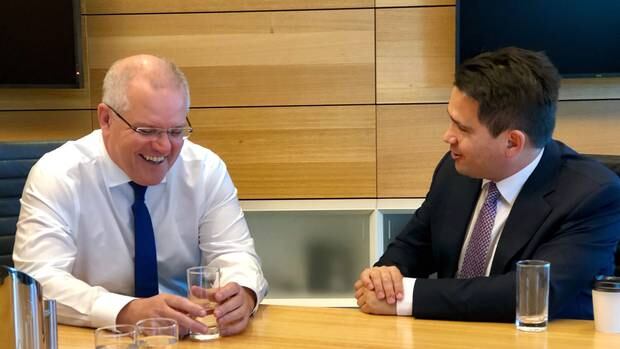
[441,173,481,277]
[490,141,561,274]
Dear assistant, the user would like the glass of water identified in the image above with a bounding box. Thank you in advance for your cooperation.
[95,324,137,349]
[136,318,178,348]
[516,260,550,332]
[186,266,221,341]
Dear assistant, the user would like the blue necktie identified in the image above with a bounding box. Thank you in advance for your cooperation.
[458,182,500,278]
[130,181,159,297]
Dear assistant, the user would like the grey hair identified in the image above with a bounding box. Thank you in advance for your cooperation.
[101,55,190,114]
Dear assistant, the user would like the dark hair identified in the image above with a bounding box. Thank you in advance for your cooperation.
[454,47,560,148]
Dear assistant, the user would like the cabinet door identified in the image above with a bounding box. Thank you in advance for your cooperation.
[246,211,371,301]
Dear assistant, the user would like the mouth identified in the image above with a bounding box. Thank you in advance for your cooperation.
[140,154,166,165]
[450,150,462,160]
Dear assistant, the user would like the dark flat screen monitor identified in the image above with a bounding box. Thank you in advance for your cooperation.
[0,0,83,88]
[456,0,620,78]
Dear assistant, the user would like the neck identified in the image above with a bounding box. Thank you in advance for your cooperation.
[492,146,543,182]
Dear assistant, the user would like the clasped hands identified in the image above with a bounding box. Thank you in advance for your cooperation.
[354,266,404,315]
[117,282,256,336]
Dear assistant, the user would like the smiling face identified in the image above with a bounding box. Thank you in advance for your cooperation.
[442,86,510,181]
[99,76,187,186]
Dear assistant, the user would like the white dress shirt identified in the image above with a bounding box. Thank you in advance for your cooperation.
[397,150,544,315]
[13,130,268,328]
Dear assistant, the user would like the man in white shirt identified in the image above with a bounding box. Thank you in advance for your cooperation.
[354,47,620,321]
[13,54,268,336]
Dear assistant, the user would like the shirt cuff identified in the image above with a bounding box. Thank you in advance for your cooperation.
[90,291,136,327]
[396,277,416,316]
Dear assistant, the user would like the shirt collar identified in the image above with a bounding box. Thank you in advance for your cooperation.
[483,148,544,205]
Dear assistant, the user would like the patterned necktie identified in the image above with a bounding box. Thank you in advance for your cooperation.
[130,181,159,297]
[458,182,500,278]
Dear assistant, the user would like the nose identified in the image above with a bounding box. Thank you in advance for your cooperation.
[152,131,172,153]
[442,125,456,145]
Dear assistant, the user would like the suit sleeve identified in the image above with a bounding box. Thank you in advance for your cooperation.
[375,153,451,277]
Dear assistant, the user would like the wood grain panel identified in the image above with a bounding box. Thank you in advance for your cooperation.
[376,0,455,7]
[377,104,447,197]
[0,89,91,111]
[59,305,618,349]
[378,100,620,198]
[376,7,455,104]
[0,110,93,141]
[84,0,374,14]
[86,10,375,107]
[188,106,376,199]
[554,100,620,155]
[560,78,620,101]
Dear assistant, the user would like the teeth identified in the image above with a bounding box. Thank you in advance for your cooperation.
[144,155,165,163]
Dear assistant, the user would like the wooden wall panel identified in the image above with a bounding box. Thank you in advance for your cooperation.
[554,100,620,155]
[84,0,374,14]
[377,101,620,198]
[86,10,375,108]
[560,78,620,101]
[376,0,455,7]
[377,104,447,197]
[189,106,376,199]
[0,110,93,141]
[376,7,455,104]
[0,89,91,111]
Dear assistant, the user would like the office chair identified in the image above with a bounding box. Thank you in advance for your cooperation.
[0,141,65,267]
[584,154,620,277]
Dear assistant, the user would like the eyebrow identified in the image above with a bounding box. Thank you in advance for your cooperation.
[446,110,473,132]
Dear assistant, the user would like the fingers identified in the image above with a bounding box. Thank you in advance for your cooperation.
[213,283,254,336]
[359,268,373,290]
[368,268,386,301]
[160,295,209,334]
[217,302,249,336]
[354,286,365,300]
[189,285,217,302]
[389,267,404,301]
[165,294,207,318]
[214,282,241,303]
[356,288,366,308]
[116,295,209,335]
[356,288,397,315]
[358,266,403,304]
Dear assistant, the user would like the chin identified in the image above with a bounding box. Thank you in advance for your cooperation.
[454,164,477,179]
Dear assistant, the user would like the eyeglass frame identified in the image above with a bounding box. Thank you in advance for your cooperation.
[104,103,193,140]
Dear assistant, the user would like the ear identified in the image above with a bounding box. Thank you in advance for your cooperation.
[97,103,112,132]
[504,130,526,158]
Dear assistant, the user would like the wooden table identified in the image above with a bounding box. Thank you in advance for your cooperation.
[60,305,619,348]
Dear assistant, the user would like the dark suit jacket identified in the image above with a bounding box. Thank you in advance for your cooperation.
[377,140,620,322]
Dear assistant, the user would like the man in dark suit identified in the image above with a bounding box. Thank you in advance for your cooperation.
[354,47,620,321]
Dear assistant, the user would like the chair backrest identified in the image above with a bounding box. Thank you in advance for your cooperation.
[584,154,620,276]
[0,141,65,267]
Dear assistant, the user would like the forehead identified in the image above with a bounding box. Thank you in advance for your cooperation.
[448,87,480,125]
[125,79,187,124]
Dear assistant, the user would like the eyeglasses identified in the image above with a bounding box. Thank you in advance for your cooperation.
[104,103,193,140]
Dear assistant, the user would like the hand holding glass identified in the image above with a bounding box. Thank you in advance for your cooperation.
[186,266,221,340]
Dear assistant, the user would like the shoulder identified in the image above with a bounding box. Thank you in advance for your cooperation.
[554,141,620,188]
[177,140,226,168]
[172,140,230,184]
[32,130,103,178]
[544,141,620,212]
